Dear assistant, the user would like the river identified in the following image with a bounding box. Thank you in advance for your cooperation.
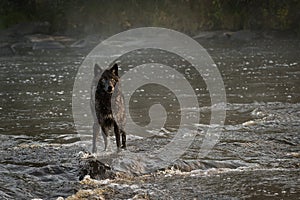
[0,35,299,199]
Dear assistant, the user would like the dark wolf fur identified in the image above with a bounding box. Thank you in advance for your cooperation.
[91,63,126,153]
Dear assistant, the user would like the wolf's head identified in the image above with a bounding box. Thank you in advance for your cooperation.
[94,63,119,94]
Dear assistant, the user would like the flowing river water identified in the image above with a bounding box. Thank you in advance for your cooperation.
[0,36,299,199]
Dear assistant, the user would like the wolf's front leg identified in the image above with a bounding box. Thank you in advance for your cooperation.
[101,127,109,151]
[92,122,100,153]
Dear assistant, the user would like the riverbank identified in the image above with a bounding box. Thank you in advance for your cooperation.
[1,21,299,56]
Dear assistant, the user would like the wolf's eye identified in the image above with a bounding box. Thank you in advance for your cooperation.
[109,79,115,84]
[101,79,105,84]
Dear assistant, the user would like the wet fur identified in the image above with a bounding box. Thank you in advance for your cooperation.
[91,63,126,153]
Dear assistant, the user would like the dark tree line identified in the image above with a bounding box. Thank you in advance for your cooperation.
[1,0,300,35]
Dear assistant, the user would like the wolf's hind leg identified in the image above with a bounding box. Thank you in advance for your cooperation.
[120,129,126,149]
[113,122,121,151]
[92,122,100,153]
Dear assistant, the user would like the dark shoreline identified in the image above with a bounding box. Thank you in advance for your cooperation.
[1,22,299,57]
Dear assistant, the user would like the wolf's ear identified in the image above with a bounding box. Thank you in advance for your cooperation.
[94,64,102,76]
[110,63,118,76]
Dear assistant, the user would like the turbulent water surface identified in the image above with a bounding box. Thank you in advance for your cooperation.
[0,36,299,199]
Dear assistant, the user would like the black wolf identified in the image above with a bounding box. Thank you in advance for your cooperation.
[91,63,126,153]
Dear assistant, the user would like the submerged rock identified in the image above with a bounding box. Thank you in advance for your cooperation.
[25,34,55,43]
[10,42,33,54]
[0,43,14,56]
[77,150,254,181]
[5,34,76,53]
[194,30,262,41]
[26,34,75,44]
[78,154,115,180]
[193,31,228,40]
[32,41,65,50]
[70,35,102,48]
[11,40,65,52]
[224,30,259,41]
[70,39,87,48]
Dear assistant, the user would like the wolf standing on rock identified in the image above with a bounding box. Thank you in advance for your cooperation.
[91,63,126,153]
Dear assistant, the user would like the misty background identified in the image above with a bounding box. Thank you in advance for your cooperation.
[1,0,300,37]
